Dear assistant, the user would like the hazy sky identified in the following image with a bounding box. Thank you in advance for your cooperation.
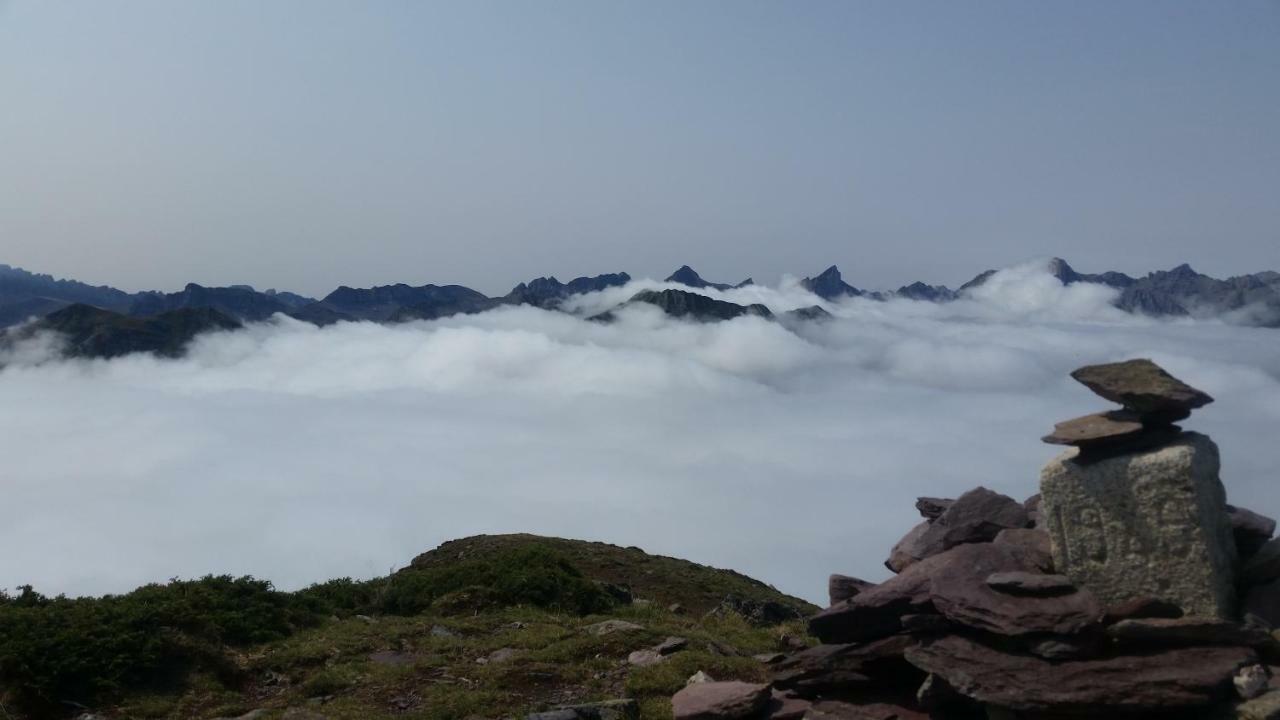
[1,1,1277,297]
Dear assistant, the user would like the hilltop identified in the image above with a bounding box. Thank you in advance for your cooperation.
[0,535,815,720]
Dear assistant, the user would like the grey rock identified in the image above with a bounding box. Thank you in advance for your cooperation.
[915,497,953,520]
[627,649,664,667]
[655,636,689,655]
[1238,665,1271,700]
[885,520,932,573]
[1040,432,1238,619]
[583,620,644,636]
[477,647,520,664]
[1027,636,1098,660]
[828,574,875,605]
[686,670,714,686]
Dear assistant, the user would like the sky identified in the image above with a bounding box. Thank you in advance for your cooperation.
[3,264,1279,604]
[1,1,1278,297]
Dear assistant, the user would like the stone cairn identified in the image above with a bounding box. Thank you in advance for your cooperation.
[670,359,1280,720]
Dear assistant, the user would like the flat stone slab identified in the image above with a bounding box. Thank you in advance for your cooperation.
[1106,617,1274,647]
[1070,358,1213,416]
[986,572,1075,596]
[671,681,770,720]
[1040,432,1238,619]
[1042,410,1146,446]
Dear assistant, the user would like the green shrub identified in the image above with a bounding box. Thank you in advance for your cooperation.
[380,545,615,616]
[0,576,320,715]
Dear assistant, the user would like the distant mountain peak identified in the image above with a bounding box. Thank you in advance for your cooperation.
[801,265,862,300]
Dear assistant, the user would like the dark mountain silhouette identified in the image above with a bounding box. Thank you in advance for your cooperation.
[10,303,241,359]
[595,288,772,323]
[895,281,957,302]
[664,265,752,292]
[800,266,866,300]
[319,283,496,322]
[129,283,298,322]
[502,272,631,309]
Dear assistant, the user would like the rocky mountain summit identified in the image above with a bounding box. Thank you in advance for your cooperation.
[669,359,1280,719]
[9,303,242,359]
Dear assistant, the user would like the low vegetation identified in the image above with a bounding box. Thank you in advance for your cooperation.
[0,535,816,720]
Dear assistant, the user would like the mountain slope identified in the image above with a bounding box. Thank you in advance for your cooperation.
[12,303,242,359]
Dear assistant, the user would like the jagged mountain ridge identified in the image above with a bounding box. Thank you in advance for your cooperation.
[2,258,1278,335]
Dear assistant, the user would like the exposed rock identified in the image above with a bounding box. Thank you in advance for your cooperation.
[584,620,645,636]
[1238,665,1271,700]
[899,613,950,634]
[992,528,1054,572]
[623,289,772,322]
[911,487,1029,561]
[707,594,802,626]
[885,520,931,573]
[782,305,832,322]
[525,699,639,720]
[800,266,865,300]
[914,497,953,520]
[805,700,929,719]
[686,671,714,686]
[663,266,739,292]
[24,303,242,359]
[1245,580,1280,629]
[1238,690,1280,720]
[1245,539,1280,586]
[655,637,689,655]
[627,649,664,667]
[753,652,785,664]
[1041,410,1147,446]
[811,554,935,643]
[904,633,1257,712]
[1069,358,1214,417]
[771,636,920,697]
[766,689,811,720]
[985,572,1075,596]
[477,647,520,664]
[1103,596,1185,623]
[1040,432,1238,619]
[828,574,875,605]
[1232,505,1279,560]
[1023,494,1044,528]
[1106,618,1275,648]
[670,680,770,720]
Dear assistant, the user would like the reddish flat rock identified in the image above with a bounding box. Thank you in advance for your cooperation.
[771,636,920,697]
[1070,358,1213,415]
[828,574,876,606]
[1106,617,1275,647]
[671,681,770,720]
[904,634,1257,712]
[1041,410,1145,446]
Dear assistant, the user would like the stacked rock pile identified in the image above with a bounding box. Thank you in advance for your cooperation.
[670,359,1280,719]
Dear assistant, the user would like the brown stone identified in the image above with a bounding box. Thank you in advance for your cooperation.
[1106,617,1275,647]
[1231,505,1278,560]
[811,551,944,643]
[671,681,770,720]
[985,571,1075,596]
[992,528,1054,572]
[1070,358,1214,416]
[904,634,1257,712]
[885,520,930,573]
[828,574,875,606]
[1102,596,1185,623]
[912,487,1029,560]
[1041,410,1146,447]
[771,636,920,697]
[766,690,811,720]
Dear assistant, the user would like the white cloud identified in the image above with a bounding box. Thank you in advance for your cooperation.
[2,265,1278,605]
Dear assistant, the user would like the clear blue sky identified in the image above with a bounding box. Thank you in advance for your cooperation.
[1,1,1277,296]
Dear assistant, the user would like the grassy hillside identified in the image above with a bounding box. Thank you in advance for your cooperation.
[0,535,817,720]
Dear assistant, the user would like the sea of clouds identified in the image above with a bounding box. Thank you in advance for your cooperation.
[2,261,1279,605]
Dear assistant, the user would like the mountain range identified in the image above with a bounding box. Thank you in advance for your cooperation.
[2,258,1278,359]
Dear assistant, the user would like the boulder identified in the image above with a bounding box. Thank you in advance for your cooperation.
[1106,618,1275,648]
[1245,580,1280,629]
[885,520,931,573]
[1237,665,1271,700]
[915,497,953,520]
[985,572,1075,596]
[1231,505,1278,560]
[1040,432,1238,619]
[810,554,937,643]
[1245,539,1280,587]
[992,528,1054,572]
[904,634,1257,712]
[766,690,811,720]
[1041,410,1147,447]
[928,545,1102,637]
[670,681,770,720]
[771,635,920,697]
[912,487,1029,560]
[1069,358,1214,417]
[628,650,664,667]
[828,574,875,605]
[707,594,802,626]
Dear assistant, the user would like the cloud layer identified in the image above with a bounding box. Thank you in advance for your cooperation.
[3,263,1279,604]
